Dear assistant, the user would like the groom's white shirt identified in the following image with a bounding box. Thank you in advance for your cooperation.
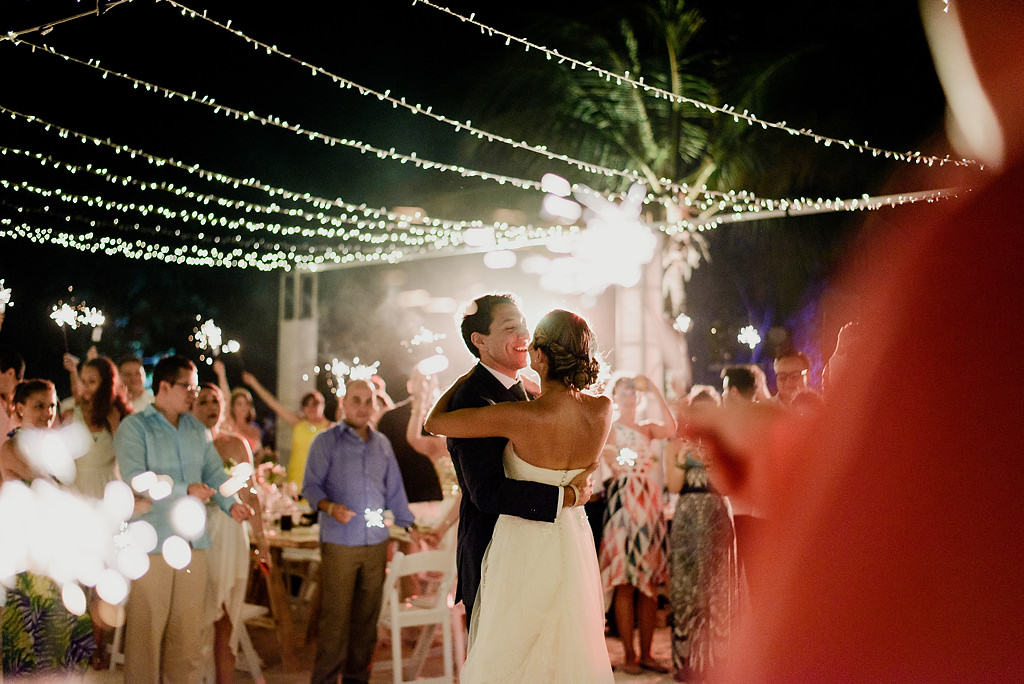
[480,362,518,390]
[477,361,565,509]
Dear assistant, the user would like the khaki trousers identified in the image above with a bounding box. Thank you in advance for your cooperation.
[123,550,209,683]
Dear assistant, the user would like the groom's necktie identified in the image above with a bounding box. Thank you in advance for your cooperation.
[510,380,528,401]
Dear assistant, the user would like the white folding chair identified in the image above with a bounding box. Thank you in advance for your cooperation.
[230,602,269,683]
[108,620,125,671]
[376,550,458,684]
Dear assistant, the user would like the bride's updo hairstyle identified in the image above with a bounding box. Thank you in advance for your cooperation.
[531,309,601,390]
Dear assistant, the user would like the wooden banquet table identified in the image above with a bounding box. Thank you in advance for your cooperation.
[257,523,408,671]
[260,524,320,672]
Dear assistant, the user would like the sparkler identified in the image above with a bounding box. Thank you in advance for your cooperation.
[537,178,657,296]
[363,508,385,529]
[402,326,449,377]
[0,472,150,617]
[0,279,12,331]
[50,289,105,351]
[192,317,241,363]
[738,325,762,350]
[329,357,380,394]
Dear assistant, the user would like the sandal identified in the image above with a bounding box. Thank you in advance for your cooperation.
[615,662,644,675]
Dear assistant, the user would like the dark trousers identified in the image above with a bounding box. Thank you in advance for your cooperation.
[310,541,388,684]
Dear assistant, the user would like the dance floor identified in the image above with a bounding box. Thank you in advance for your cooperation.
[81,605,675,683]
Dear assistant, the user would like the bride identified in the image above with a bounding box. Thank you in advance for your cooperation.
[425,309,614,683]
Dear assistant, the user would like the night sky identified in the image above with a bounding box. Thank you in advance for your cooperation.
[0,0,953,406]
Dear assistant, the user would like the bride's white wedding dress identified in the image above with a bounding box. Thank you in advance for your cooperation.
[459,444,614,683]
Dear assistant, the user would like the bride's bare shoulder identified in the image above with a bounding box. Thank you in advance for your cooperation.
[582,393,612,413]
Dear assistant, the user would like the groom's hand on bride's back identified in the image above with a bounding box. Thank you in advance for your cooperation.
[565,461,598,506]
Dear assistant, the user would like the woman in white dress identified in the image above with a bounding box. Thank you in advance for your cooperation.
[61,355,133,500]
[425,309,614,683]
[61,355,133,669]
[192,383,270,684]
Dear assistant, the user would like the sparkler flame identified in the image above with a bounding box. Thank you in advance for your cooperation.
[330,357,381,389]
[193,318,240,357]
[537,179,657,296]
[0,279,12,311]
[737,325,762,350]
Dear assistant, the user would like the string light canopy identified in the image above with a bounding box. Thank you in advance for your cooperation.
[0,3,970,272]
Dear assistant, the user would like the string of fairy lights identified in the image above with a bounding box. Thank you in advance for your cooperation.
[0,102,793,232]
[155,0,648,188]
[0,105,807,247]
[0,125,585,265]
[118,0,980,193]
[7,38,553,194]
[0,144,507,239]
[0,107,962,271]
[0,1,970,272]
[410,0,978,169]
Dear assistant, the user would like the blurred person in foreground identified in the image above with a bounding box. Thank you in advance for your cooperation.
[1,379,96,676]
[686,2,1024,680]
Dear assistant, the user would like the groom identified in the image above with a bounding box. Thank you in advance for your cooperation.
[447,293,594,628]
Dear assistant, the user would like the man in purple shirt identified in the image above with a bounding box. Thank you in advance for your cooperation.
[302,378,415,684]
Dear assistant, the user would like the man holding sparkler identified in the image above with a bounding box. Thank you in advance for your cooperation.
[302,377,416,684]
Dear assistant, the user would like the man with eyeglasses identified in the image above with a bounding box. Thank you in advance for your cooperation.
[771,350,812,407]
[115,354,252,682]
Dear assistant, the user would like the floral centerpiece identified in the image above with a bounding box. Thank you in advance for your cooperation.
[255,460,300,527]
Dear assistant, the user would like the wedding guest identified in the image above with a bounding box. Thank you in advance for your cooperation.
[719,364,763,609]
[302,378,416,684]
[599,373,676,675]
[0,379,96,677]
[118,355,153,413]
[241,369,332,487]
[0,345,25,439]
[376,372,444,518]
[770,351,810,407]
[377,367,463,553]
[821,321,861,401]
[113,355,252,683]
[665,385,735,683]
[213,360,264,455]
[61,354,133,669]
[721,365,756,403]
[61,356,132,499]
[369,374,395,428]
[406,371,462,551]
[192,383,270,684]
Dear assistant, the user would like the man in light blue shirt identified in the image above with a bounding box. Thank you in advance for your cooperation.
[303,378,415,684]
[114,355,252,683]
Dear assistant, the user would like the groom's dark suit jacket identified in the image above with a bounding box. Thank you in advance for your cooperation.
[447,363,560,624]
